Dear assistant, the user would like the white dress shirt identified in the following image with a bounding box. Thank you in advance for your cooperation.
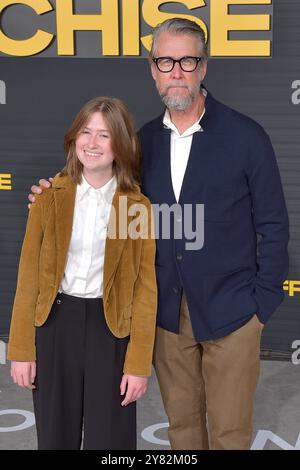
[163,99,206,202]
[59,175,117,298]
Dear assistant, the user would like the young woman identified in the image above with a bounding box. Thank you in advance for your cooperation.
[7,97,157,450]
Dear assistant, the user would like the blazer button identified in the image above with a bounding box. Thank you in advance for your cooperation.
[56,299,62,305]
[176,253,183,261]
[173,287,179,294]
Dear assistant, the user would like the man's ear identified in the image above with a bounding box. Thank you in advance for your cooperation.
[200,60,208,82]
[150,61,158,82]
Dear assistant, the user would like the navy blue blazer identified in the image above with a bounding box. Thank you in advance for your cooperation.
[139,89,289,341]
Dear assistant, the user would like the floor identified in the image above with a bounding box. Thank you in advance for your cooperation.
[1,356,299,450]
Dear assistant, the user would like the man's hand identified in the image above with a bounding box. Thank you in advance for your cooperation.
[120,374,148,406]
[255,314,264,331]
[28,178,53,209]
[11,361,36,390]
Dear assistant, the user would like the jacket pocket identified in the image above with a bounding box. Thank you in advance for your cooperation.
[122,303,133,319]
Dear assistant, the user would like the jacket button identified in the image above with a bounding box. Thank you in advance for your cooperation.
[173,287,179,294]
[57,299,61,305]
[176,253,183,261]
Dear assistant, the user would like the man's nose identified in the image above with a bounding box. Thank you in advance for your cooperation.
[171,61,184,79]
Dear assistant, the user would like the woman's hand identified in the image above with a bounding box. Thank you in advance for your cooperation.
[120,374,148,406]
[11,361,36,390]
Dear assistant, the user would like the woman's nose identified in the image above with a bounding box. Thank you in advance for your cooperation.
[88,133,98,147]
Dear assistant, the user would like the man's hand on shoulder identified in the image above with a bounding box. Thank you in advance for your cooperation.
[28,178,54,209]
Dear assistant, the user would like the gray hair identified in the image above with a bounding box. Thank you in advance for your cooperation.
[150,17,208,61]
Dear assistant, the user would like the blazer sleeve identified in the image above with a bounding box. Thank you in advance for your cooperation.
[247,131,289,323]
[7,197,45,361]
[123,199,157,376]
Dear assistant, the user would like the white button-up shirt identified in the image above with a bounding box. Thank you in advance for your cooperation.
[163,99,206,202]
[59,175,117,298]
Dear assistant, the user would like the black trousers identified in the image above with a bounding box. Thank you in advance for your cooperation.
[33,293,136,450]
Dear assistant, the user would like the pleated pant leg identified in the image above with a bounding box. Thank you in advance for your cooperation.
[33,293,136,450]
[154,293,261,450]
[82,296,136,450]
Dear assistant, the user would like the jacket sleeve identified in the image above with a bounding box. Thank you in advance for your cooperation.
[123,200,157,376]
[248,131,289,323]
[7,197,45,361]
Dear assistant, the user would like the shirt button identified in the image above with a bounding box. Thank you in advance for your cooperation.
[176,253,183,261]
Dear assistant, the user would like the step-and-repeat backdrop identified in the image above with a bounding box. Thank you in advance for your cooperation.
[0,0,299,357]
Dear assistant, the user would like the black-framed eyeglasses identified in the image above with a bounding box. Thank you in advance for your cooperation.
[152,56,202,73]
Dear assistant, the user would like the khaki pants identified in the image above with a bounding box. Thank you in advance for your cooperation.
[153,295,262,450]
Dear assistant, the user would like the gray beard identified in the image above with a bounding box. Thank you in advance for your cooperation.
[159,85,199,111]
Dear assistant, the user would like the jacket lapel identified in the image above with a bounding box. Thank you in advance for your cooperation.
[103,188,142,295]
[141,116,176,206]
[53,177,76,287]
[154,127,177,205]
[178,91,221,204]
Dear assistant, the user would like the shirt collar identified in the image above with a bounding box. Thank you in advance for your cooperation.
[163,88,207,137]
[77,174,117,204]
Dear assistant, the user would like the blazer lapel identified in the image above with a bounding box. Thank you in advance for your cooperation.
[155,128,177,205]
[178,130,208,203]
[179,89,220,204]
[54,179,76,287]
[103,189,141,295]
[142,122,176,206]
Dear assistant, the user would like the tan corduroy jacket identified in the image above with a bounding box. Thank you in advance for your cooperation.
[7,174,157,376]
